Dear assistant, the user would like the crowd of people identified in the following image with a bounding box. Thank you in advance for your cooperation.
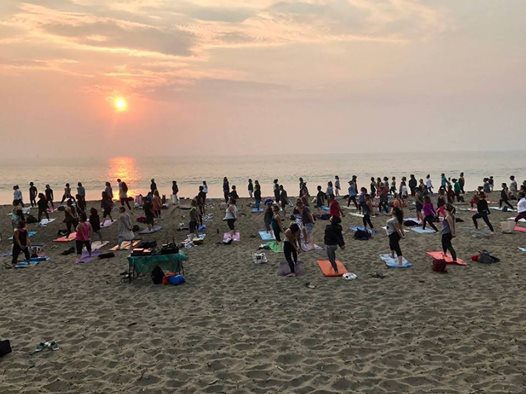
[7,173,526,272]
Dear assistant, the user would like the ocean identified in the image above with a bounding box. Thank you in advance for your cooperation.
[1,151,525,204]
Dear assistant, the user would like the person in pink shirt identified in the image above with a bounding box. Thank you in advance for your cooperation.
[422,195,439,232]
[75,213,93,257]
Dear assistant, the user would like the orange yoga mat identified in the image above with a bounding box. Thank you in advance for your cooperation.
[53,232,77,242]
[317,259,348,277]
[515,226,526,233]
[426,251,466,266]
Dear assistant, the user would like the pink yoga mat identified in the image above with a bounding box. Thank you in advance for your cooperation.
[515,226,526,233]
[54,232,77,242]
[223,232,240,242]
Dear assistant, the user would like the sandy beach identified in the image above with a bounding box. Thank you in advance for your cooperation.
[1,196,525,393]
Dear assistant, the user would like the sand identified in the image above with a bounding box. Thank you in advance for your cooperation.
[1,196,525,393]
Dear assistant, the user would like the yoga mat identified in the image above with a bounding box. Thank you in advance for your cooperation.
[349,212,364,218]
[9,230,37,240]
[351,225,372,233]
[87,241,109,252]
[518,247,526,252]
[110,240,140,251]
[267,240,283,253]
[278,261,305,276]
[53,232,76,242]
[76,249,101,264]
[410,227,437,234]
[251,207,264,213]
[379,254,412,268]
[489,206,516,212]
[138,225,162,234]
[223,232,240,242]
[426,251,466,266]
[321,205,330,212]
[515,226,526,233]
[100,219,115,228]
[15,257,49,269]
[317,259,348,277]
[39,218,56,226]
[259,230,275,241]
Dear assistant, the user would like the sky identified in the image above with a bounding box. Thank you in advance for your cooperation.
[1,0,525,159]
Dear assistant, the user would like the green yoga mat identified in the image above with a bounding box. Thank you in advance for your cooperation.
[267,241,283,253]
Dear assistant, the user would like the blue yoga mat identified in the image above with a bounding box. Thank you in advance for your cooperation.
[380,254,412,268]
[259,230,275,241]
[251,208,264,213]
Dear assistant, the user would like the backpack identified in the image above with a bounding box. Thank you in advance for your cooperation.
[353,229,371,240]
[478,250,500,264]
[151,266,165,284]
[432,258,448,273]
[26,214,38,224]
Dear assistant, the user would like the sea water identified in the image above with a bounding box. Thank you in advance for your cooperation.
[0,151,524,204]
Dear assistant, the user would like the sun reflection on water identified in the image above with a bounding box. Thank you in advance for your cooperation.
[108,156,140,196]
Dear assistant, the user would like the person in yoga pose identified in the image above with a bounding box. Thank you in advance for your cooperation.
[45,185,54,209]
[10,220,30,268]
[263,202,274,233]
[472,192,494,232]
[422,195,438,232]
[315,185,326,213]
[29,182,37,207]
[248,179,254,198]
[279,185,289,213]
[514,192,526,223]
[283,223,301,277]
[347,180,358,210]
[509,176,518,199]
[75,213,92,257]
[271,204,284,242]
[64,199,79,237]
[37,193,49,222]
[224,197,238,239]
[89,207,103,241]
[172,181,179,203]
[386,207,405,265]
[324,216,345,273]
[441,203,457,263]
[118,179,132,210]
[273,179,280,203]
[499,183,514,210]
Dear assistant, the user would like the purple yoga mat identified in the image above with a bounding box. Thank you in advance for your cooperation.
[277,261,305,276]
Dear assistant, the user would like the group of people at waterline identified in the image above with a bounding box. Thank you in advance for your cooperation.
[8,174,526,273]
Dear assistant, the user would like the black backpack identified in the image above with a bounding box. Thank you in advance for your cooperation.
[478,250,500,264]
[354,229,371,240]
[151,266,165,284]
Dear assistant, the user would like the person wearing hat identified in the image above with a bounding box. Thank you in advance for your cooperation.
[324,216,345,273]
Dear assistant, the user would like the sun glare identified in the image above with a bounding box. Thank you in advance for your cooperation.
[114,97,128,112]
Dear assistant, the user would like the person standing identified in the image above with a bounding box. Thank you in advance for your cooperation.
[335,176,341,197]
[370,177,377,198]
[362,194,374,230]
[100,191,114,223]
[75,213,92,257]
[45,185,54,209]
[324,216,345,273]
[326,181,334,198]
[143,196,155,231]
[152,190,162,218]
[223,177,230,203]
[283,223,301,277]
[118,179,132,210]
[77,182,86,212]
[254,180,262,210]
[189,199,199,240]
[386,207,405,265]
[422,195,438,232]
[224,197,238,239]
[248,179,254,198]
[196,185,207,223]
[61,183,72,204]
[472,192,494,232]
[202,181,208,195]
[89,208,103,241]
[279,185,289,213]
[150,178,157,193]
[37,193,49,222]
[271,204,284,241]
[509,176,518,199]
[441,204,457,263]
[13,185,23,207]
[172,181,179,203]
[408,175,417,196]
[29,182,37,207]
[273,179,280,203]
[425,175,434,195]
[116,207,135,249]
[459,172,466,194]
[328,194,344,219]
[229,185,239,204]
[64,199,79,237]
[10,221,30,268]
[499,183,514,210]
[347,180,358,209]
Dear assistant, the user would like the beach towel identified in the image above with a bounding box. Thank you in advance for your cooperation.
[110,240,140,251]
[76,250,101,264]
[15,256,49,269]
[9,230,37,240]
[223,232,240,242]
[426,251,466,266]
[267,240,283,253]
[39,218,56,227]
[100,219,115,228]
[379,254,412,268]
[301,243,322,252]
[515,226,526,233]
[277,261,305,276]
[317,259,348,277]
[53,232,76,242]
[138,225,162,234]
[259,230,275,241]
[251,207,264,213]
[410,227,437,234]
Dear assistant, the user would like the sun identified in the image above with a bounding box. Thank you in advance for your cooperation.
[113,97,128,112]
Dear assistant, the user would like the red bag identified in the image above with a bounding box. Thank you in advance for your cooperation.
[432,259,447,273]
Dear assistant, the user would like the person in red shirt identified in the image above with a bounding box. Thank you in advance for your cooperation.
[328,194,344,219]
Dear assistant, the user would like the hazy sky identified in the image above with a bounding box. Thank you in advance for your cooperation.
[1,0,525,159]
